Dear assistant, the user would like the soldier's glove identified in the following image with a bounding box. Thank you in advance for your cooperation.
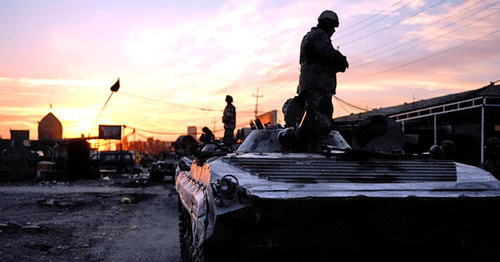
[338,55,348,73]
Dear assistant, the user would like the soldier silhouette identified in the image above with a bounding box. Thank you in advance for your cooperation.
[222,95,236,145]
[285,10,349,152]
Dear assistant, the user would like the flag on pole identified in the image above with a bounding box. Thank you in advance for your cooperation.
[110,78,120,92]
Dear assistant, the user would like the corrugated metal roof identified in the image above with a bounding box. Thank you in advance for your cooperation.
[334,84,500,122]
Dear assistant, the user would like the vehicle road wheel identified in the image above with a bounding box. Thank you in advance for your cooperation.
[178,202,243,261]
[179,199,205,261]
[178,200,190,261]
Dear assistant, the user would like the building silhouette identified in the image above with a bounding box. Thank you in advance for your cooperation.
[334,83,500,166]
[38,112,62,141]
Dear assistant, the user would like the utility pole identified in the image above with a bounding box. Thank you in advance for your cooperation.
[121,125,124,151]
[212,116,216,135]
[252,88,263,120]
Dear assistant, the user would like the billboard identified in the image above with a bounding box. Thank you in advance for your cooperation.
[257,110,278,127]
[98,125,122,139]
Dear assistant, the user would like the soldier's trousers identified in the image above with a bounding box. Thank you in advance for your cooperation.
[223,128,234,144]
[299,89,333,152]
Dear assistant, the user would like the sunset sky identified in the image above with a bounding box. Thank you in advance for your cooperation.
[1,0,499,141]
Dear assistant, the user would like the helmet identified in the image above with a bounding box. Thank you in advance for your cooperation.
[318,10,339,26]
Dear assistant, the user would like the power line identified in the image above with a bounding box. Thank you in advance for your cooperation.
[123,125,186,135]
[262,73,298,96]
[254,62,299,96]
[344,28,500,82]
[255,64,299,96]
[334,97,354,115]
[120,90,256,114]
[334,95,371,111]
[119,91,223,112]
[338,0,448,46]
[352,8,499,68]
[348,0,490,60]
[336,0,413,40]
[337,0,407,34]
[135,132,152,140]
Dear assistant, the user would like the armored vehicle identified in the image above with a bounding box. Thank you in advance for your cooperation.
[149,152,178,182]
[176,116,500,261]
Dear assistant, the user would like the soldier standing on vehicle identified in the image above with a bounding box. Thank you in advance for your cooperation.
[222,95,236,144]
[296,10,349,152]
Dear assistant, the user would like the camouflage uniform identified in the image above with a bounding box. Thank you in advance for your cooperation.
[222,103,236,143]
[298,26,347,151]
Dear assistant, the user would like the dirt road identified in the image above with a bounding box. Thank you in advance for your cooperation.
[0,181,181,262]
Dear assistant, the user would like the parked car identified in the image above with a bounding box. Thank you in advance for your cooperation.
[90,150,139,175]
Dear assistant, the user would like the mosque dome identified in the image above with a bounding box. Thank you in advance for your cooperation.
[38,112,63,141]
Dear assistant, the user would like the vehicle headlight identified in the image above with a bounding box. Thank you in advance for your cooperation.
[213,175,239,206]
[220,176,236,192]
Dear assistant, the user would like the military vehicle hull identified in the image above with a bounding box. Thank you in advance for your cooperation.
[206,197,500,261]
[176,128,500,261]
[177,155,500,261]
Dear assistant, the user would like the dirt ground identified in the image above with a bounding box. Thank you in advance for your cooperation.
[0,178,181,262]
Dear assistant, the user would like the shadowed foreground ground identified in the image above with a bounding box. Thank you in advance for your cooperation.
[0,180,181,262]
